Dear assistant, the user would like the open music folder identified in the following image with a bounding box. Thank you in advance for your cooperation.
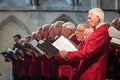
[0,48,18,59]
[52,35,78,51]
[37,35,78,56]
[23,40,44,56]
[108,26,120,48]
[110,37,120,48]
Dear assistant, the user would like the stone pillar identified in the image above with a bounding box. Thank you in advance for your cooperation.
[91,0,99,8]
[72,0,81,6]
[31,0,40,9]
[115,0,118,10]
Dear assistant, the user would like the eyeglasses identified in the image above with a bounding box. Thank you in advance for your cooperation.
[76,30,85,32]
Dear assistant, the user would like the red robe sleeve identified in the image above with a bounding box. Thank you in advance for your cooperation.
[67,27,109,61]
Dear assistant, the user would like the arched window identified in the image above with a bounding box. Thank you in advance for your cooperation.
[52,14,77,26]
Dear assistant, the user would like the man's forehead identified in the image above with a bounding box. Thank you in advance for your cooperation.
[77,25,86,29]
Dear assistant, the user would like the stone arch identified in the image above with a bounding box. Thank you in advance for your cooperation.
[0,15,31,80]
[52,14,77,26]
[0,15,30,34]
[0,15,31,51]
[0,15,31,49]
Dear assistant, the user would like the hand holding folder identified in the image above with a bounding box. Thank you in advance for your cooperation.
[37,35,78,57]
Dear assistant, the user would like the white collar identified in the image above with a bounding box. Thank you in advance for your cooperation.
[69,33,75,39]
[96,23,105,29]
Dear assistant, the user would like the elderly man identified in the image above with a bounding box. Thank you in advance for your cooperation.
[75,24,88,42]
[57,22,87,80]
[42,24,50,40]
[83,27,94,40]
[48,23,56,40]
[59,8,110,80]
[54,21,64,39]
[62,22,80,45]
[62,22,76,38]
[47,21,64,80]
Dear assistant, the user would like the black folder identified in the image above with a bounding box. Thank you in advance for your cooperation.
[110,37,120,48]
[109,26,120,48]
[0,51,17,60]
[37,39,59,57]
[36,35,78,57]
[0,51,10,57]
[23,42,43,56]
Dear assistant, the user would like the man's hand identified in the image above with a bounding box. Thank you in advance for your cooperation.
[42,51,52,59]
[59,50,67,60]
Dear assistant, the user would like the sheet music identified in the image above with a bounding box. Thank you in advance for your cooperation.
[108,26,120,39]
[52,35,78,51]
[0,51,2,55]
[110,38,120,45]
[30,40,38,46]
[8,48,18,54]
[30,40,44,55]
[38,40,44,44]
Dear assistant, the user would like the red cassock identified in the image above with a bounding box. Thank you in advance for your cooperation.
[41,55,51,77]
[106,46,116,73]
[21,54,32,77]
[70,34,80,46]
[12,46,23,78]
[29,52,41,77]
[56,34,80,79]
[41,35,80,79]
[67,24,110,80]
[12,59,23,78]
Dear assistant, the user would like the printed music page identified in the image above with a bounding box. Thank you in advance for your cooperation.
[110,38,120,45]
[52,35,78,51]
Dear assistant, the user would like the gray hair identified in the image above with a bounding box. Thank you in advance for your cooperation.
[89,8,104,21]
[42,24,50,31]
[54,21,65,29]
[62,22,76,32]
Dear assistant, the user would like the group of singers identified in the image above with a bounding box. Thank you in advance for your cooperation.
[3,8,120,80]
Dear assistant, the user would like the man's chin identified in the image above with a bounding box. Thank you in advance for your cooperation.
[77,39,80,41]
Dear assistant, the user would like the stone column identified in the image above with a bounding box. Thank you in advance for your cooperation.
[91,0,99,8]
[31,0,40,9]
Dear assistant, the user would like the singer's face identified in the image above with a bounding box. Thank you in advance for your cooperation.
[75,25,86,41]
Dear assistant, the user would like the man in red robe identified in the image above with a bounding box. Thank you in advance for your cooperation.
[40,21,65,80]
[56,22,86,80]
[59,8,110,80]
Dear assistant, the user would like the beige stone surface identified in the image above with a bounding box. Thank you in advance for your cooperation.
[0,19,28,51]
[0,18,29,80]
[0,55,12,80]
